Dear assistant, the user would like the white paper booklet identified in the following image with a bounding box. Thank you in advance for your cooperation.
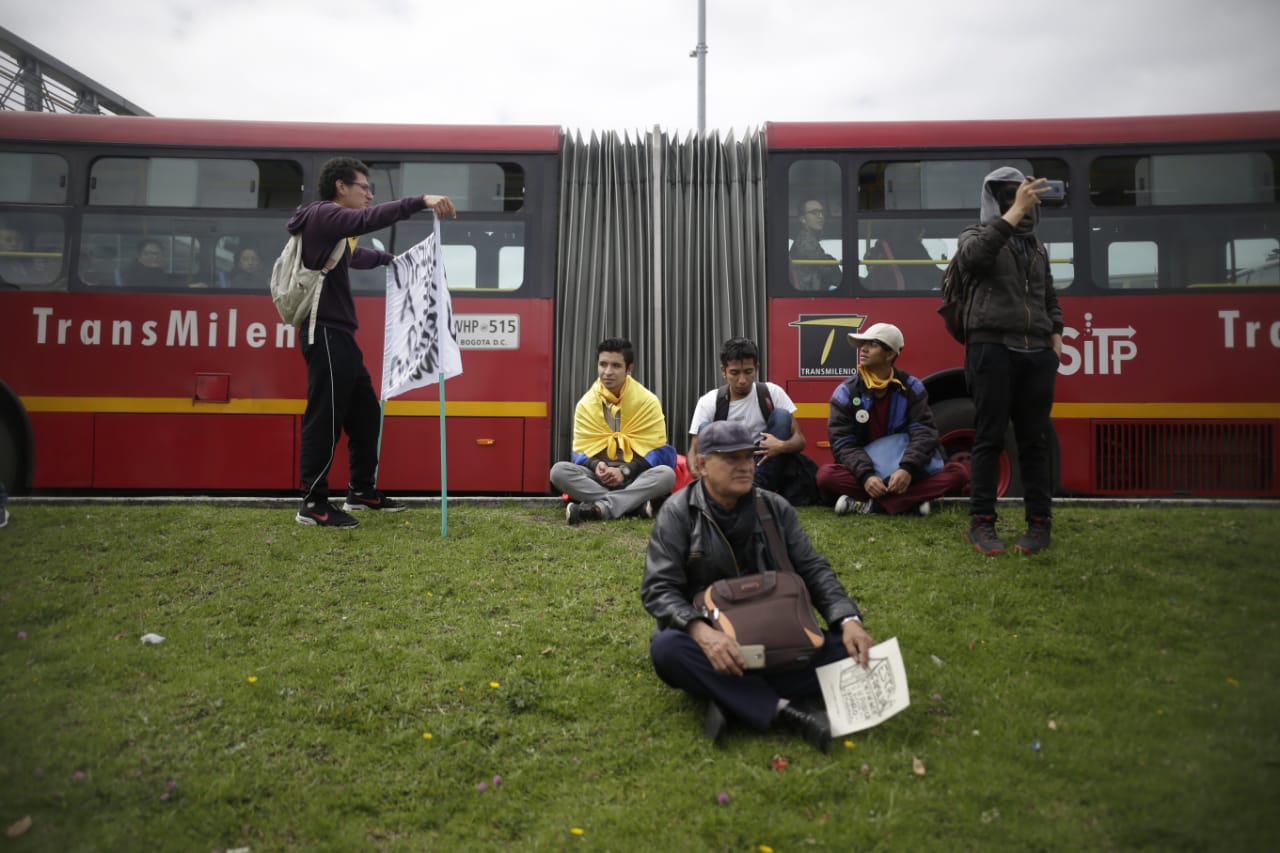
[815,636,910,736]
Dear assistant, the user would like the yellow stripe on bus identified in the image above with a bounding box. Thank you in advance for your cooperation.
[21,396,548,418]
[794,401,1280,420]
[1049,402,1280,419]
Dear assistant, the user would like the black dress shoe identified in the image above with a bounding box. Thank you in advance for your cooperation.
[703,700,728,742]
[775,704,831,753]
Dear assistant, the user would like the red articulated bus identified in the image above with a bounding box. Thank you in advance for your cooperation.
[0,112,560,494]
[764,113,1280,496]
[3,110,1278,498]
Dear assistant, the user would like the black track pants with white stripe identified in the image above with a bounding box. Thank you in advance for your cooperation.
[299,326,380,502]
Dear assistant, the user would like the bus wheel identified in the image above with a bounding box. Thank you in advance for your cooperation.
[931,398,1023,498]
[0,415,21,494]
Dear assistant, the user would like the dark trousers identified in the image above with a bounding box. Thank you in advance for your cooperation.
[650,627,851,732]
[753,409,795,491]
[815,460,970,514]
[299,327,381,502]
[965,343,1057,520]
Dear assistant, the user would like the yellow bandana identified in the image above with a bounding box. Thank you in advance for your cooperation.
[573,377,668,462]
[858,365,904,393]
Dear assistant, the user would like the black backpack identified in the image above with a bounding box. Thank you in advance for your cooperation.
[939,240,1050,343]
[713,383,774,422]
[937,255,975,344]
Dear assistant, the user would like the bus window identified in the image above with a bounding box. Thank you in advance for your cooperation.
[1228,238,1280,286]
[498,246,525,289]
[858,158,1066,211]
[1092,211,1280,289]
[348,219,528,292]
[0,210,65,290]
[1104,239,1159,289]
[1090,152,1278,206]
[857,215,1074,293]
[363,162,526,213]
[214,227,285,290]
[1042,227,1076,289]
[0,152,68,204]
[787,160,842,292]
[89,157,304,209]
[858,219,952,291]
[442,245,477,288]
[79,212,289,289]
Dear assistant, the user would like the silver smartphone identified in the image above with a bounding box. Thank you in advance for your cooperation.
[740,644,766,669]
[1041,179,1066,201]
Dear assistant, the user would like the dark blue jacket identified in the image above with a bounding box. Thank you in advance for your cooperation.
[827,368,939,485]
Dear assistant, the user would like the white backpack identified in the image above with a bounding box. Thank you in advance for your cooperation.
[269,234,347,345]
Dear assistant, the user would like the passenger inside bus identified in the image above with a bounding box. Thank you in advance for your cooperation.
[863,223,939,291]
[789,199,843,291]
[225,246,267,288]
[117,239,171,287]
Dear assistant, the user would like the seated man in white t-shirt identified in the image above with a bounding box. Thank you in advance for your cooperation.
[686,337,808,492]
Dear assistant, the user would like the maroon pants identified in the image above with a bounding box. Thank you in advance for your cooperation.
[816,461,969,515]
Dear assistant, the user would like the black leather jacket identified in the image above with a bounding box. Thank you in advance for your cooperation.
[641,482,862,632]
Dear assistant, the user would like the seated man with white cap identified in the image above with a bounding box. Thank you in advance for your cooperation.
[816,323,969,516]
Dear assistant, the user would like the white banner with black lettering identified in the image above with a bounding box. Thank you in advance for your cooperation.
[381,217,463,399]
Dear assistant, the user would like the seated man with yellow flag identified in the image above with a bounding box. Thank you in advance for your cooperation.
[551,337,677,525]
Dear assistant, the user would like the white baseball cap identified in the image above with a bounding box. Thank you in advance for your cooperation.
[848,322,905,355]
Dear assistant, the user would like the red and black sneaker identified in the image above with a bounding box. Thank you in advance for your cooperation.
[964,514,1005,556]
[343,490,407,512]
[296,500,359,528]
[1012,517,1052,555]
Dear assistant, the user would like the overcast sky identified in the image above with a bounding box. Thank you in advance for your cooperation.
[5,0,1280,132]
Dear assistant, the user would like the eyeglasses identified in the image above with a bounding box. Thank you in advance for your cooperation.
[347,181,374,194]
[803,208,825,217]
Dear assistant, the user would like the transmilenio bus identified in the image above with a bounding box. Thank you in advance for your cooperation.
[0,113,559,494]
[1,110,1277,497]
[765,113,1279,497]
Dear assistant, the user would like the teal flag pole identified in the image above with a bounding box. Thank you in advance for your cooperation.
[374,399,386,484]
[439,373,447,537]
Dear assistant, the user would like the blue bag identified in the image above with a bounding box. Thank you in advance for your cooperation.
[866,432,944,481]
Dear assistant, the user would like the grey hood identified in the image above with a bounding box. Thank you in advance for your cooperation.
[980,166,1039,233]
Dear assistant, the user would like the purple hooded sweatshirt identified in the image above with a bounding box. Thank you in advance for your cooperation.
[285,195,428,335]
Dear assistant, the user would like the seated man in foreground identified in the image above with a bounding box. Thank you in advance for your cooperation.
[551,337,676,524]
[817,323,969,516]
[641,420,874,752]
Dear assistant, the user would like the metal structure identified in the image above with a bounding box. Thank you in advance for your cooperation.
[689,0,707,133]
[0,25,150,116]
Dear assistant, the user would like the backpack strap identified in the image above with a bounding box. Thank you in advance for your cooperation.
[715,383,775,423]
[713,385,731,421]
[756,491,795,574]
[756,384,774,421]
[304,239,348,346]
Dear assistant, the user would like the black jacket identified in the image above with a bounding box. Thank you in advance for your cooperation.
[641,483,862,632]
[956,218,1063,349]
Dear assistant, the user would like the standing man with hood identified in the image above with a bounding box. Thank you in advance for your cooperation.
[290,157,455,528]
[954,167,1062,555]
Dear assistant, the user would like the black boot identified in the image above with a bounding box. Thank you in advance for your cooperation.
[775,704,831,753]
[703,701,728,743]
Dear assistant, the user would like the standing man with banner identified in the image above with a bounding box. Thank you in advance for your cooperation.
[290,156,455,528]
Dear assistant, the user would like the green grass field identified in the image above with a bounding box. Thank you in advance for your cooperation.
[1,501,1276,852]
